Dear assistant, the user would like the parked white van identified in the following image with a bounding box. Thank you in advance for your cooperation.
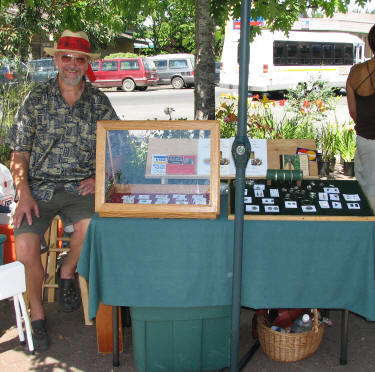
[148,53,195,89]
[220,26,365,93]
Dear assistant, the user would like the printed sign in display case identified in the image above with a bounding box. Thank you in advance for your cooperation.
[95,120,220,219]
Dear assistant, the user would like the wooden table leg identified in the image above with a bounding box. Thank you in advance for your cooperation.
[96,302,123,354]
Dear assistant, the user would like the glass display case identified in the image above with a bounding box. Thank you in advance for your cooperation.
[95,120,220,219]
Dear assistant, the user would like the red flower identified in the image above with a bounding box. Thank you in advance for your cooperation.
[303,100,310,107]
[228,113,238,121]
[279,99,286,107]
[252,94,260,100]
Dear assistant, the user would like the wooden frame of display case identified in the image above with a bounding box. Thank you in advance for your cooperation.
[95,120,220,219]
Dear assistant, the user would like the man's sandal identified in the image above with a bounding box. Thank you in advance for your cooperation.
[31,319,50,351]
[57,266,81,312]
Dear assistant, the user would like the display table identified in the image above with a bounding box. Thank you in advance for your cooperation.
[78,195,375,321]
[77,195,375,367]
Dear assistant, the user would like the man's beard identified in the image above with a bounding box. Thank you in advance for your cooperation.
[61,69,84,86]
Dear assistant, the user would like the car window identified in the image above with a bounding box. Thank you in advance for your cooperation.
[41,59,55,69]
[153,60,167,70]
[102,61,118,71]
[119,60,139,70]
[91,61,99,71]
[169,59,188,69]
[28,59,57,72]
[144,59,156,71]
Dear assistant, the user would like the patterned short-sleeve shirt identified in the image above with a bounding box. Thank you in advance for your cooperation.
[6,77,118,201]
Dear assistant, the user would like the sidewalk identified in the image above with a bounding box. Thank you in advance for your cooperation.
[1,299,375,372]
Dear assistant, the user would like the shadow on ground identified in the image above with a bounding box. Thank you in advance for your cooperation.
[1,297,375,371]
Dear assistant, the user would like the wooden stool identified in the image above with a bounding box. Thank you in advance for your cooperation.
[41,216,92,325]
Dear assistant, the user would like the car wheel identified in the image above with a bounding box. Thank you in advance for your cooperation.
[171,76,184,89]
[122,78,136,92]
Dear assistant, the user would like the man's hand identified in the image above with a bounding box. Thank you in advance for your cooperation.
[9,151,38,228]
[78,177,95,196]
[13,194,39,228]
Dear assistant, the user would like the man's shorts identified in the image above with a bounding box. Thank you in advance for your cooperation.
[14,184,95,238]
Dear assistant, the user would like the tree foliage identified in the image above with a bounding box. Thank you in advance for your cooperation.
[1,0,371,60]
[0,0,145,59]
[209,0,369,40]
[130,0,196,54]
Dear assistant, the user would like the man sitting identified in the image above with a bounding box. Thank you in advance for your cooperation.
[5,30,118,350]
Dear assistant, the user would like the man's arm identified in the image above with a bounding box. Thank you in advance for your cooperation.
[10,151,39,228]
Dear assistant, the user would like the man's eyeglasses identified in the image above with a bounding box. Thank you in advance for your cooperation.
[60,54,88,66]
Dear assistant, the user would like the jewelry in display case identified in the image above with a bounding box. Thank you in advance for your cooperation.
[95,120,220,219]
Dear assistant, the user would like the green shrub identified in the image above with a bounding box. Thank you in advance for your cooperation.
[0,80,35,167]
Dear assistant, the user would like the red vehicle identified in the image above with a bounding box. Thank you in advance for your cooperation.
[91,58,159,92]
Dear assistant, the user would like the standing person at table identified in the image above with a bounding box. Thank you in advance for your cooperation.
[346,24,375,211]
[5,30,118,351]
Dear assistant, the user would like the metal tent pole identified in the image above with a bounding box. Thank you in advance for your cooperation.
[230,1,252,371]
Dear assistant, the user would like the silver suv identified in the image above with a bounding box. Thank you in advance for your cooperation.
[148,53,195,89]
[27,58,58,82]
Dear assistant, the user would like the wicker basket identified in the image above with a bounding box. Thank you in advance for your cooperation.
[257,309,326,362]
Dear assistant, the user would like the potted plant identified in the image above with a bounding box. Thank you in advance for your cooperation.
[338,124,356,177]
[317,124,339,177]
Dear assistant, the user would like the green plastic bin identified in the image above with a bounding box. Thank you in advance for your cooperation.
[0,234,6,265]
[130,306,231,372]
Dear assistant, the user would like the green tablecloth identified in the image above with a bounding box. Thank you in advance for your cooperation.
[77,196,375,321]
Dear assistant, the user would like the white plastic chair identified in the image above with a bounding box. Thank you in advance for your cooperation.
[0,261,34,353]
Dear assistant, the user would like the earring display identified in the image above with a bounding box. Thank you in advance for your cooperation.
[228,178,375,221]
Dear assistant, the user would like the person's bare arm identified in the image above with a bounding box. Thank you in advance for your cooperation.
[346,67,358,124]
[10,151,39,228]
[78,176,95,196]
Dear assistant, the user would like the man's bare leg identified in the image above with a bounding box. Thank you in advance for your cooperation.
[15,232,44,321]
[59,218,91,279]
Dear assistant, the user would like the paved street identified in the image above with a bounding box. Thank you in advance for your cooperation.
[104,85,352,125]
